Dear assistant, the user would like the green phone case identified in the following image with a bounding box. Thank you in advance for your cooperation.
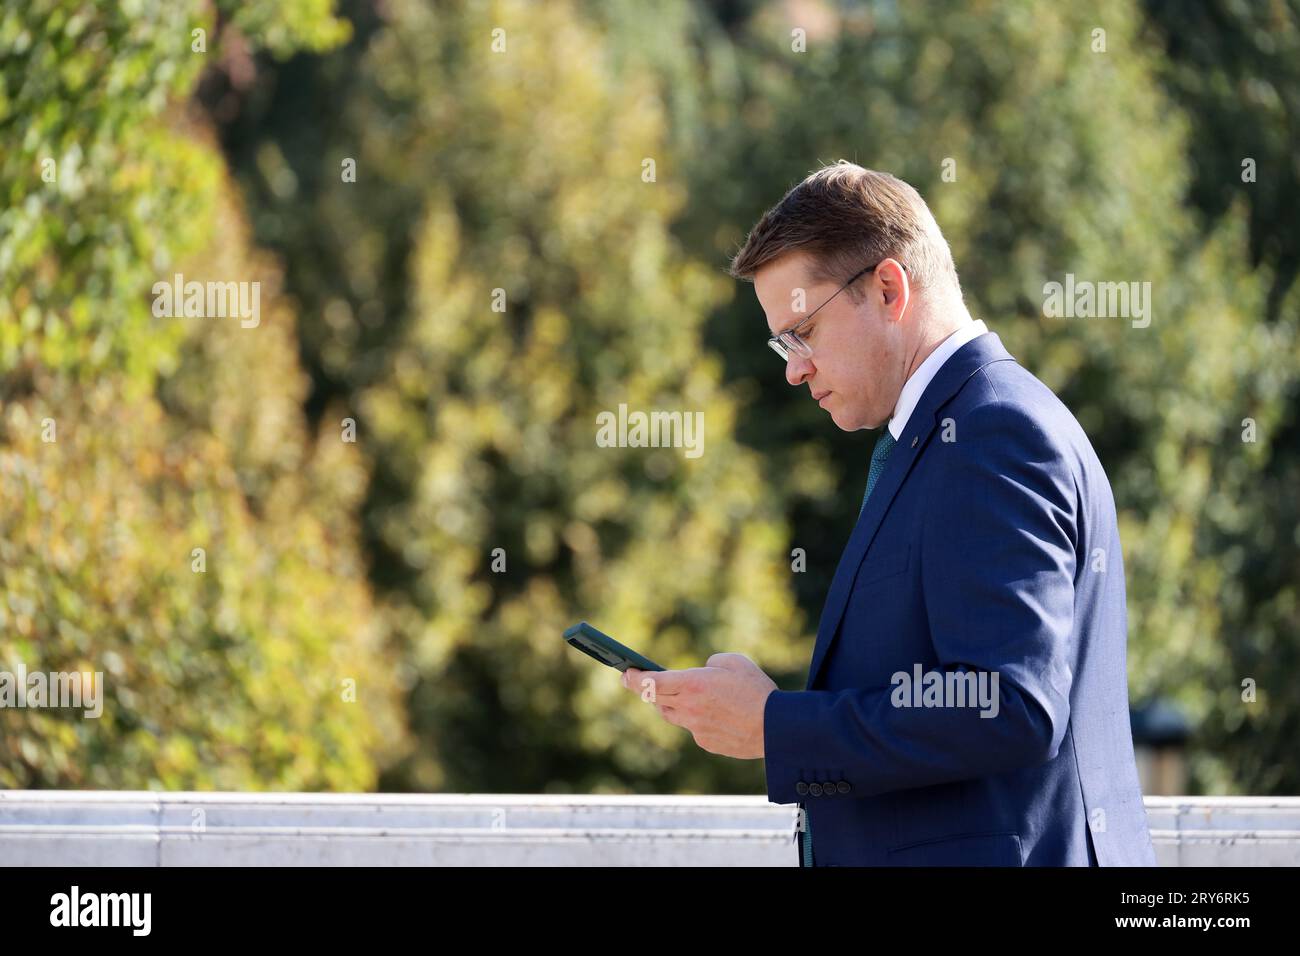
[563,621,664,672]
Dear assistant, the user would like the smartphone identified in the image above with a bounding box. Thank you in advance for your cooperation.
[563,621,664,673]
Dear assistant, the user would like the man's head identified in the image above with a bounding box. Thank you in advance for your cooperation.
[729,162,965,431]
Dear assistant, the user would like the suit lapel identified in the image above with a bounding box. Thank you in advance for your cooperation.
[804,332,1016,690]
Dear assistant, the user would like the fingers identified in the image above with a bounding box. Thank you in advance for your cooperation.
[619,669,685,726]
[620,668,656,704]
[621,667,682,698]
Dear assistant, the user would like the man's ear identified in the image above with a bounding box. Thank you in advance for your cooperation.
[876,257,910,317]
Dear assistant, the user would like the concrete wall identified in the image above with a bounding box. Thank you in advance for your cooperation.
[1,791,1296,866]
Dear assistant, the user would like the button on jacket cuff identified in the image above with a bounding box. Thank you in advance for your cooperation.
[764,689,849,805]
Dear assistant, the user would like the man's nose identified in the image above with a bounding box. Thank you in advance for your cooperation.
[785,353,814,386]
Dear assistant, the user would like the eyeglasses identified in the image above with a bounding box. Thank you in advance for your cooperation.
[766,260,900,362]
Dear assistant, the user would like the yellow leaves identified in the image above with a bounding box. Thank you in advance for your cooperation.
[159,736,198,779]
[0,166,407,789]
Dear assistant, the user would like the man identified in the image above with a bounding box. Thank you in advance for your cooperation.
[621,161,1155,867]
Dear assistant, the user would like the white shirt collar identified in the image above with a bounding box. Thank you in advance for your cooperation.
[887,319,989,440]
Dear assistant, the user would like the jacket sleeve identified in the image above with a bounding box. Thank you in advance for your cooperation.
[764,398,1079,803]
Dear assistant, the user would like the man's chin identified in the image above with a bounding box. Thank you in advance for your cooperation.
[827,403,876,432]
[828,407,861,432]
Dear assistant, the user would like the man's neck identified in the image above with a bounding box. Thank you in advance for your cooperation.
[902,295,974,382]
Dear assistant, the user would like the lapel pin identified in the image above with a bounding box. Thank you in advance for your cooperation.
[911,436,918,448]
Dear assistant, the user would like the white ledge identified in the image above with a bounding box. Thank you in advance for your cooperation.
[2,792,1296,866]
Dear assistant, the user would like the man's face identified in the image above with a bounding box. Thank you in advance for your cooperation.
[754,250,909,431]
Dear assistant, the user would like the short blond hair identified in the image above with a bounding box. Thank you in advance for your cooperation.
[728,161,960,300]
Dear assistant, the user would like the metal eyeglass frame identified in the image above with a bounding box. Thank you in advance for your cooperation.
[766,259,903,361]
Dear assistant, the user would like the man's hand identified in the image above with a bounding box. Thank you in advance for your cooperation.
[620,653,778,760]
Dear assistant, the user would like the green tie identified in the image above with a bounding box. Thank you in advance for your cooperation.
[859,428,897,519]
[803,427,897,867]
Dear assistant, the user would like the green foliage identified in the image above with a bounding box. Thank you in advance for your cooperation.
[0,0,404,789]
[218,0,352,58]
[4,0,1297,797]
[1144,0,1300,793]
[1,0,218,385]
[227,0,806,794]
[1145,0,1300,312]
[0,363,403,790]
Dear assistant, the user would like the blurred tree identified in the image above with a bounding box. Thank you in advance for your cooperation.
[0,0,405,789]
[216,0,804,794]
[1143,0,1300,793]
[1145,0,1300,315]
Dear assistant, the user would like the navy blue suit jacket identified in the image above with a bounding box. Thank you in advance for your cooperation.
[764,332,1156,866]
